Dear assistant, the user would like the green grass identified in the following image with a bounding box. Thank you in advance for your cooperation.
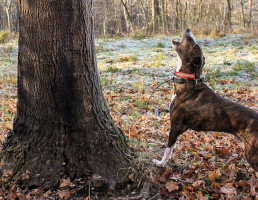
[0,31,10,44]
[157,42,165,48]
[227,70,239,76]
[114,36,121,40]
[152,52,166,67]
[123,68,140,75]
[128,55,138,62]
[133,98,146,109]
[118,55,137,62]
[215,68,222,78]
[155,52,165,61]
[4,45,14,53]
[223,59,231,65]
[234,60,255,72]
[106,65,121,73]
[96,46,109,53]
[131,31,146,40]
[100,77,108,85]
[0,75,17,85]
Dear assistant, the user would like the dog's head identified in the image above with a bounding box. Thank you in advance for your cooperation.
[172,29,205,78]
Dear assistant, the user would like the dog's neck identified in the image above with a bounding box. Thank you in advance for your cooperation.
[175,59,202,78]
[176,53,182,72]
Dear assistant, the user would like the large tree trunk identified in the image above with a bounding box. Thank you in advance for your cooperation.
[0,0,131,189]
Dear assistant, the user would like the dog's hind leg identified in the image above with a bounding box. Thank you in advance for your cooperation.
[153,128,186,167]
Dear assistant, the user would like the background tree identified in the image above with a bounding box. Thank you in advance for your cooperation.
[0,0,131,189]
[225,0,232,31]
[0,0,18,31]
[152,0,160,33]
[1,0,257,36]
[120,0,134,33]
[248,0,253,28]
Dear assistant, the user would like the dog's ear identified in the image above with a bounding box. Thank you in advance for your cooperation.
[192,44,200,49]
[192,57,202,68]
[192,57,203,76]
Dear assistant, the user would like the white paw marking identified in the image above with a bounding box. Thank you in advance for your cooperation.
[152,159,164,167]
[153,147,175,167]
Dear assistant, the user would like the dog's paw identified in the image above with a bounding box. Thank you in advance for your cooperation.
[152,159,165,167]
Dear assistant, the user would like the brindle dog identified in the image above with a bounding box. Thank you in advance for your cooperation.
[153,29,258,172]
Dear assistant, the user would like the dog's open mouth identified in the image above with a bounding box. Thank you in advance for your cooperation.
[172,40,180,46]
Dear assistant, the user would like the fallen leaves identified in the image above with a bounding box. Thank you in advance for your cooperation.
[220,183,237,197]
[166,181,179,193]
[192,180,205,188]
[208,169,221,181]
[59,178,71,188]
[0,177,88,199]
[57,190,70,199]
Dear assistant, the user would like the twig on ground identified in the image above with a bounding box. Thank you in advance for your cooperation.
[149,193,159,200]
[141,180,150,200]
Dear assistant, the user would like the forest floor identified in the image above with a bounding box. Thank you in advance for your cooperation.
[1,33,258,199]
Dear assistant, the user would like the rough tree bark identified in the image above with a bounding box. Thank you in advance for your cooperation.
[0,0,131,189]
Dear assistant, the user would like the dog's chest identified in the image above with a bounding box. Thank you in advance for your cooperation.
[169,84,177,108]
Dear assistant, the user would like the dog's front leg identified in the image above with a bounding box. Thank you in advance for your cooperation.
[153,128,185,167]
[152,145,175,167]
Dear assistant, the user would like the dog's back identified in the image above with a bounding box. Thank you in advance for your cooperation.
[171,82,258,139]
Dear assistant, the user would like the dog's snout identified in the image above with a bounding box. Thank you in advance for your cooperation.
[183,28,195,41]
[183,29,191,36]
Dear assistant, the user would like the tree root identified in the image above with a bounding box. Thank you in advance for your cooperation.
[113,179,151,200]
